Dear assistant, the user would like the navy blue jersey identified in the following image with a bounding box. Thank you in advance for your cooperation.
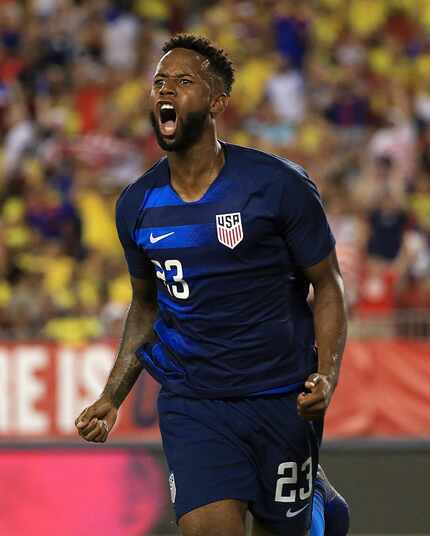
[116,142,335,398]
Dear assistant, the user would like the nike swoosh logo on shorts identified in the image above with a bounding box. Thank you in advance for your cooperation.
[286,503,309,518]
[150,231,175,244]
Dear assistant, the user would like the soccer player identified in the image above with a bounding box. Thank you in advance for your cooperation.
[76,34,349,536]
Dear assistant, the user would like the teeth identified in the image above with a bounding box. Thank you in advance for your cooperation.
[160,104,174,111]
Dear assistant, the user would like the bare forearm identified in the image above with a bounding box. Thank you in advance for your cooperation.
[312,276,347,388]
[299,252,347,419]
[102,297,156,408]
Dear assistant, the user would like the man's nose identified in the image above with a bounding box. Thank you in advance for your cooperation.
[160,80,176,96]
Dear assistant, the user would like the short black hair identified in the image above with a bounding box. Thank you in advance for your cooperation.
[162,34,235,96]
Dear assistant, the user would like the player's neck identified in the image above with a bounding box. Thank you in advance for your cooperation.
[167,130,225,202]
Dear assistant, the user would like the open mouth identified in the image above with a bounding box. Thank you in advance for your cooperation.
[159,103,177,137]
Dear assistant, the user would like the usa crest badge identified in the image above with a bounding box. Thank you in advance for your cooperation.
[216,212,243,249]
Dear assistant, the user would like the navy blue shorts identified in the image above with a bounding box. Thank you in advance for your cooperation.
[157,389,323,536]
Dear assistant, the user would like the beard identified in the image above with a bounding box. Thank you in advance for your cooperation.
[150,108,209,152]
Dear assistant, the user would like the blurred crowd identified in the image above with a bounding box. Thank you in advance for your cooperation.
[1,0,430,343]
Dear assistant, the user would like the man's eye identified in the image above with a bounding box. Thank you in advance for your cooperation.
[180,79,192,85]
[154,79,164,87]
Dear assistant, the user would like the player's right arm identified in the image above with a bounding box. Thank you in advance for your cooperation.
[75,274,157,442]
[76,182,158,442]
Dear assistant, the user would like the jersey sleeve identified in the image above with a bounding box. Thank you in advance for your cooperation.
[279,166,335,268]
[116,186,153,278]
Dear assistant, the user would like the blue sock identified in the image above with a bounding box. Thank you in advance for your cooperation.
[314,465,350,536]
[325,492,350,536]
[310,489,325,536]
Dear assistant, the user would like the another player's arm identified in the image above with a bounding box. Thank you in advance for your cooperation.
[75,274,157,442]
[297,249,347,420]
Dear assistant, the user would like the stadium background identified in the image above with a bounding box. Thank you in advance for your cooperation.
[0,0,429,534]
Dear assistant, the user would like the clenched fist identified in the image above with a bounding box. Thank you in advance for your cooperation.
[297,373,336,420]
[75,397,118,443]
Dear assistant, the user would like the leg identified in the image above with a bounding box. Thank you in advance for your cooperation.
[157,393,256,532]
[309,487,325,536]
[245,394,320,536]
[179,499,247,536]
[250,465,350,536]
[314,466,350,536]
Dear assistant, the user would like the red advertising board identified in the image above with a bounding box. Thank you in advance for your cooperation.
[0,449,167,536]
[0,341,160,441]
[325,338,430,437]
[1,339,430,441]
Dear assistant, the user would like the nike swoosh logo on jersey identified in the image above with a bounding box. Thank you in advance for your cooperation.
[150,231,175,244]
[286,503,309,518]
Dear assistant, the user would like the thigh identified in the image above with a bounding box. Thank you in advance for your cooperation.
[247,395,322,536]
[179,499,247,536]
[157,391,257,523]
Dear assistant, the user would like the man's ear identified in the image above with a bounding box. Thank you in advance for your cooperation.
[210,94,228,117]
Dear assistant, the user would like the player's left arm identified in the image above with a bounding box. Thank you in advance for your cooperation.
[297,248,347,420]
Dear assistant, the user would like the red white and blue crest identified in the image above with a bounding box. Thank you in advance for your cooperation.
[216,212,243,249]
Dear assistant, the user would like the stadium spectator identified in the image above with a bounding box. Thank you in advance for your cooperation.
[366,193,408,262]
[265,55,306,125]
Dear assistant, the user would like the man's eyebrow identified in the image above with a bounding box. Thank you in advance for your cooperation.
[153,72,195,79]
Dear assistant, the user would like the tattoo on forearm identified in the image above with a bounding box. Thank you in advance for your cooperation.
[103,298,156,408]
[104,354,143,408]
